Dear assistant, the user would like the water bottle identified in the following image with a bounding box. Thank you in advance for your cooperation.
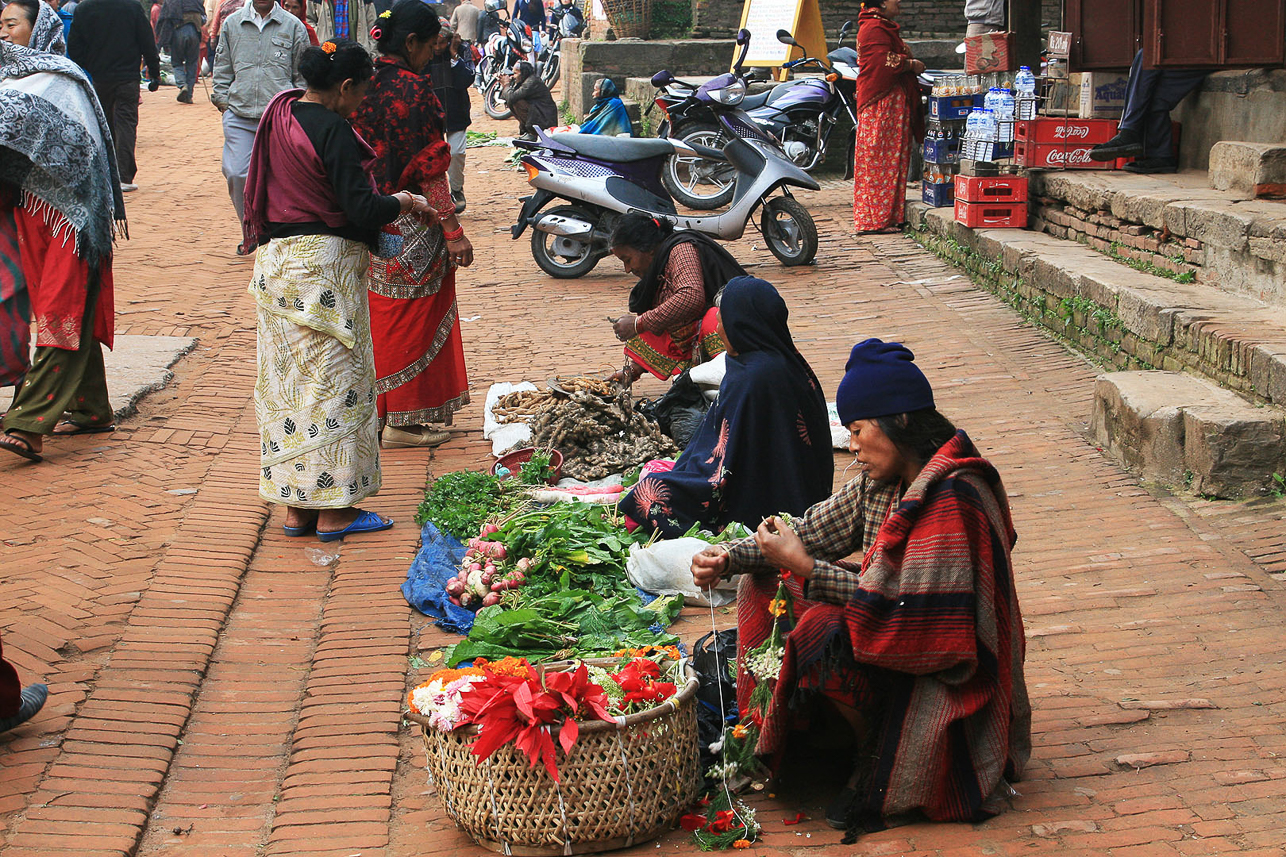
[978,107,996,142]
[996,88,1015,121]
[983,87,1000,114]
[1015,66,1036,96]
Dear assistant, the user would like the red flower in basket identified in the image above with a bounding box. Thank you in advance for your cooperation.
[613,657,678,707]
[460,664,612,781]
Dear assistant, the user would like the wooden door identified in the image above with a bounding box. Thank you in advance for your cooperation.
[1067,0,1142,69]
[1224,0,1286,64]
[1143,0,1286,67]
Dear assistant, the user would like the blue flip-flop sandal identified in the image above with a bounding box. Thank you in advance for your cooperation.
[316,509,393,543]
[283,519,317,537]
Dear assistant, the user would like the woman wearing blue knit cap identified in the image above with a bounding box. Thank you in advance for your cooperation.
[691,338,1031,840]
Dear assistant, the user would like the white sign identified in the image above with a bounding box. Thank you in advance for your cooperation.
[740,0,799,65]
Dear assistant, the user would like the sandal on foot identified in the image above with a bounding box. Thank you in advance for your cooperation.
[0,432,42,463]
[382,426,452,448]
[283,519,317,537]
[52,420,116,436]
[316,509,393,542]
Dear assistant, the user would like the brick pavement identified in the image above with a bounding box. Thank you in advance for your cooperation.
[1,90,1285,857]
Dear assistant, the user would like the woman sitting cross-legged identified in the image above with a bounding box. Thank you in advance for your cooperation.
[691,338,1031,838]
[617,276,833,538]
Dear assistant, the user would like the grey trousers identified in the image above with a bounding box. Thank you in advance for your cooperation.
[222,110,259,221]
[446,129,466,194]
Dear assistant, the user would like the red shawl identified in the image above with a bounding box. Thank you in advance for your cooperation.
[855,8,925,142]
[348,56,452,197]
[752,431,1031,828]
[241,89,380,248]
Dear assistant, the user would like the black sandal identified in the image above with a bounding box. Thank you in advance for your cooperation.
[0,431,43,463]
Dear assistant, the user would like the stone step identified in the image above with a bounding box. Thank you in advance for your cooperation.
[906,200,1286,411]
[1027,169,1286,307]
[1092,371,1285,498]
[1209,141,1286,200]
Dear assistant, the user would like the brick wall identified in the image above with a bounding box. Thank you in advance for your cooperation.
[1030,198,1204,281]
[692,0,1063,40]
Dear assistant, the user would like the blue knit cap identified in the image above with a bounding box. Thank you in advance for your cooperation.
[835,338,934,424]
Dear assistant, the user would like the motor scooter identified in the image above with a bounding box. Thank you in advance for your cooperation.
[509,29,820,278]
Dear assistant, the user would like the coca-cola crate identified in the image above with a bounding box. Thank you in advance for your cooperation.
[1014,117,1117,145]
[954,175,1028,204]
[1014,140,1120,170]
[954,199,1027,229]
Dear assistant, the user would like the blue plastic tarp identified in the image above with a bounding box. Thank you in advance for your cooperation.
[401,521,476,634]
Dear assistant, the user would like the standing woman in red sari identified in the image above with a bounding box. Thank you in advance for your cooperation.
[349,0,474,449]
[852,0,925,234]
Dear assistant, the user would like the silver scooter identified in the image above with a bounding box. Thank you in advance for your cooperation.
[509,29,821,278]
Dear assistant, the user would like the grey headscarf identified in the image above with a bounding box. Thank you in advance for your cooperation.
[29,1,68,56]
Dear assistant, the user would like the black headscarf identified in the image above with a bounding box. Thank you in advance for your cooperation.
[619,277,833,537]
[627,230,747,315]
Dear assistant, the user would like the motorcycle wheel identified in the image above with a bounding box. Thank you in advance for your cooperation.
[541,52,560,88]
[530,205,602,279]
[661,122,736,211]
[760,196,818,267]
[483,78,512,120]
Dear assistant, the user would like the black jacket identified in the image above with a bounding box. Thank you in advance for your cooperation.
[426,54,473,135]
[69,0,161,84]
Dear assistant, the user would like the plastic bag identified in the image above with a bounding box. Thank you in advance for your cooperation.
[692,629,738,770]
[483,381,536,456]
[626,537,736,607]
[400,521,476,634]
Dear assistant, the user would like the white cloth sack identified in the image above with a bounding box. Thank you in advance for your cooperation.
[627,538,736,607]
[483,381,536,456]
[827,401,851,450]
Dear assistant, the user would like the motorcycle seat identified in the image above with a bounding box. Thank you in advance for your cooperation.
[739,89,773,110]
[549,133,675,162]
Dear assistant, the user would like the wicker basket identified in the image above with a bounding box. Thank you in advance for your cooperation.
[601,0,652,39]
[408,660,701,855]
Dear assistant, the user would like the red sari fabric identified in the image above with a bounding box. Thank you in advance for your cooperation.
[852,88,912,232]
[350,57,468,426]
[852,9,922,232]
[15,200,113,352]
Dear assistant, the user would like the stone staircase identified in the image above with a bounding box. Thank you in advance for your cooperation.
[906,167,1286,497]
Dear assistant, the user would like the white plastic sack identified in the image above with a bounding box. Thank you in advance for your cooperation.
[626,538,736,608]
[688,352,726,402]
[483,381,536,456]
[827,401,850,450]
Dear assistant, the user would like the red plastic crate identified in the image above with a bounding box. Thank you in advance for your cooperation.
[1014,140,1120,170]
[1014,117,1118,145]
[954,175,1029,204]
[954,199,1027,229]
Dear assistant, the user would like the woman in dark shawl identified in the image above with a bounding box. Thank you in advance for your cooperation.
[618,276,833,537]
[852,0,924,234]
[608,214,745,382]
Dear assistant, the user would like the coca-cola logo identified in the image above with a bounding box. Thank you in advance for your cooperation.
[1053,125,1093,139]
[1043,147,1094,166]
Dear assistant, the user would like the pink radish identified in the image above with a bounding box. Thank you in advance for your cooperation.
[482,592,501,607]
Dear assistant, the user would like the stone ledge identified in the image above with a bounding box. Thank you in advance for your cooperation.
[1092,371,1285,498]
[906,200,1286,410]
[1026,171,1286,306]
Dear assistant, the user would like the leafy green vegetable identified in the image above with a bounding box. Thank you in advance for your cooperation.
[414,470,509,539]
[518,449,555,485]
[491,504,648,597]
[444,590,682,666]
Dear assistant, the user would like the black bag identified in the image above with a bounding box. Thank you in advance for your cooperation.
[635,370,710,449]
[691,628,738,769]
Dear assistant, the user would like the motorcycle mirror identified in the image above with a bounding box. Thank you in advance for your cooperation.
[650,70,674,87]
[775,29,796,46]
[839,21,852,40]
[735,28,750,46]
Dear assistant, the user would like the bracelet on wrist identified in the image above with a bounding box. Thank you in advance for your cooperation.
[442,225,465,241]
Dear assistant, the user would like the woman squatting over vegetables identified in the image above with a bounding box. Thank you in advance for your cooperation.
[606,213,745,384]
[691,339,1030,838]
